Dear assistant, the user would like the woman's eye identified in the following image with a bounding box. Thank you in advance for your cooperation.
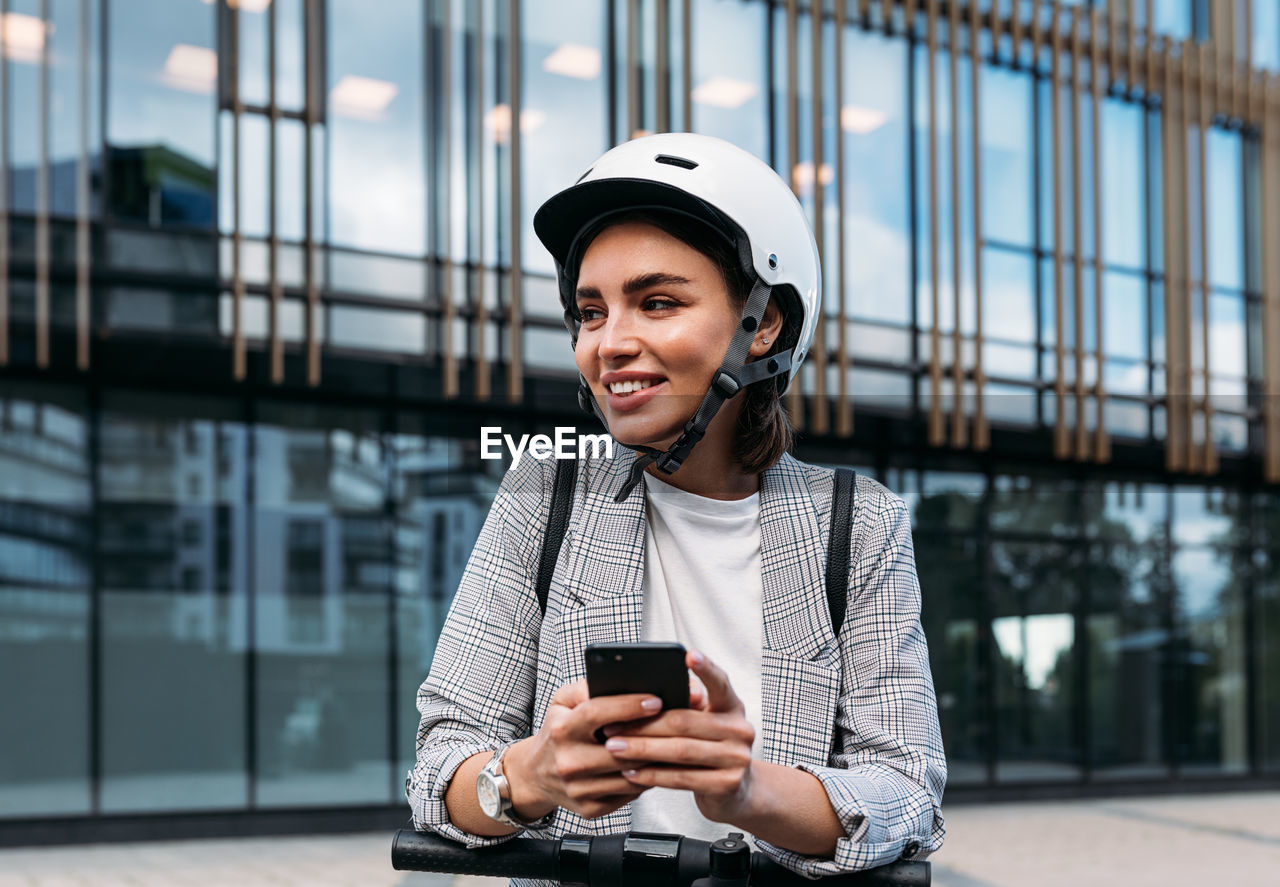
[643,297,677,310]
[579,306,604,321]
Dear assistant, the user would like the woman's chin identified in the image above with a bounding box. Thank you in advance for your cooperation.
[606,419,680,452]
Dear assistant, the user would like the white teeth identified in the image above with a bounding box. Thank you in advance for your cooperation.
[608,379,657,395]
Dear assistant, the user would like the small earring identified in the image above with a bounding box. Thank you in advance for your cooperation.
[761,337,770,344]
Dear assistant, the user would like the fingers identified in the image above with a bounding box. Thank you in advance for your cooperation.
[549,679,589,709]
[604,728,755,769]
[574,693,663,736]
[687,649,743,714]
[602,709,752,743]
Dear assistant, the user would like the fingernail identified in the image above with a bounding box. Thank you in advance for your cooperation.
[640,697,662,713]
[690,650,705,667]
[603,725,621,737]
[622,769,639,778]
[605,738,628,752]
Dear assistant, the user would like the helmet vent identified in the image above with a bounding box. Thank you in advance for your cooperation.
[654,154,698,170]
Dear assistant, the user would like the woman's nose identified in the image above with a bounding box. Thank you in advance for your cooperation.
[598,311,641,360]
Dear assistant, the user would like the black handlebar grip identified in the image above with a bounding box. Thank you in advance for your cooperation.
[752,855,930,887]
[392,829,559,879]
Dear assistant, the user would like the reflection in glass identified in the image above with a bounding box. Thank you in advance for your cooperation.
[0,386,92,817]
[98,395,248,812]
[981,67,1033,249]
[1088,545,1169,779]
[521,0,608,277]
[1171,547,1247,774]
[1101,99,1145,271]
[1258,545,1280,773]
[253,407,391,806]
[991,541,1080,782]
[1206,130,1243,292]
[107,0,216,226]
[327,0,424,254]
[844,29,909,325]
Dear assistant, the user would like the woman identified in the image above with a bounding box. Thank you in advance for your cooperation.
[406,132,945,880]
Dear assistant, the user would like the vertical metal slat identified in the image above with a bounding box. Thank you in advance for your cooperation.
[507,0,522,403]
[835,0,852,437]
[1181,43,1198,472]
[785,0,803,426]
[947,0,966,447]
[76,0,89,371]
[656,0,668,133]
[1052,3,1069,459]
[36,0,50,368]
[682,0,691,131]
[441,0,457,397]
[304,0,321,387]
[232,2,246,381]
[474,0,489,400]
[627,0,638,137]
[1162,40,1182,471]
[1198,42,1216,474]
[926,0,943,446]
[810,0,827,435]
[268,0,283,384]
[971,0,988,450]
[1070,7,1087,460]
[1091,7,1109,463]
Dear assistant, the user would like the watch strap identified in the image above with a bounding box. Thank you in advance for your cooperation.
[483,745,555,830]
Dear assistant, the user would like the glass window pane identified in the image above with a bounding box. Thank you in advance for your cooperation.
[1088,543,1170,780]
[254,406,391,806]
[107,0,216,227]
[327,0,424,254]
[1103,271,1147,361]
[98,394,248,812]
[1101,98,1145,271]
[845,29,910,325]
[521,0,608,277]
[983,248,1035,345]
[50,0,100,218]
[691,0,767,158]
[1171,546,1247,774]
[1206,129,1243,292]
[991,541,1081,783]
[1256,0,1280,71]
[0,384,92,818]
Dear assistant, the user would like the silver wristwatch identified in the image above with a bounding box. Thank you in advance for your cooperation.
[475,744,554,830]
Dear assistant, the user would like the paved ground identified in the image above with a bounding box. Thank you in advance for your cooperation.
[0,792,1275,886]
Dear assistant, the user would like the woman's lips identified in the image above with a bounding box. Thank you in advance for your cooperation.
[604,379,667,412]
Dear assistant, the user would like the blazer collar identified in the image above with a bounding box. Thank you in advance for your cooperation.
[569,446,836,663]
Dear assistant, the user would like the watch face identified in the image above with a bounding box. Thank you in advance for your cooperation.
[476,770,501,818]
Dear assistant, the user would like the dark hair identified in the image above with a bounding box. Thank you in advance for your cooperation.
[570,208,797,475]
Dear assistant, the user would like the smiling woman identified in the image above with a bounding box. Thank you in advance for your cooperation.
[408,133,946,885]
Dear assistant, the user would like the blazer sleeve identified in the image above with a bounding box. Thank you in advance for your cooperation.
[404,455,556,846]
[758,483,947,876]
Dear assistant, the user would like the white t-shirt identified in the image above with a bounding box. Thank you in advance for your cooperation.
[628,471,764,846]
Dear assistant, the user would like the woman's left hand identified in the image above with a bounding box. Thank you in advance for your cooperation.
[601,649,757,825]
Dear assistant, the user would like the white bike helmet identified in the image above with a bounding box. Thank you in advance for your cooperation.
[533,132,821,500]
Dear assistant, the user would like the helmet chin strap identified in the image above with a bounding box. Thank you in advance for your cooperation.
[576,269,793,503]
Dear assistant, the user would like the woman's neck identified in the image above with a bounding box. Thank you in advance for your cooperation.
[640,405,759,500]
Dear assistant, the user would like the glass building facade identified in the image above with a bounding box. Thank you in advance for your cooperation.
[2,0,1280,838]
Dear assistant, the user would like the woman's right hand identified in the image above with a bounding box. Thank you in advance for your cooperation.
[502,679,665,821]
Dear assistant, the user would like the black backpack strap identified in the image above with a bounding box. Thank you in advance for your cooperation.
[535,458,578,616]
[825,468,856,639]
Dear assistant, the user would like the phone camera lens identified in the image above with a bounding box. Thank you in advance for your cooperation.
[614,654,622,661]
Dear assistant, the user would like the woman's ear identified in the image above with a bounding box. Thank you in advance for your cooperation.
[748,296,786,358]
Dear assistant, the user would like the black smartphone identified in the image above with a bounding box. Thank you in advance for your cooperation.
[584,642,690,711]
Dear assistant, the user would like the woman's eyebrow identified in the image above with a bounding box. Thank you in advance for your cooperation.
[576,272,694,302]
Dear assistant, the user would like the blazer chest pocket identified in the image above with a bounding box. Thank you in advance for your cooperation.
[554,599,634,687]
[759,649,840,768]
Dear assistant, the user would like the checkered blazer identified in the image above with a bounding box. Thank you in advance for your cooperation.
[407,446,946,882]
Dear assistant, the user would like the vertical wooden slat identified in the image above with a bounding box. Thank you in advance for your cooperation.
[36,0,49,368]
[474,0,489,400]
[507,0,523,403]
[76,0,89,371]
[232,2,246,381]
[441,0,457,397]
[1052,3,1069,459]
[1091,7,1109,463]
[880,0,891,35]
[1012,0,1023,69]
[656,0,668,133]
[268,0,283,384]
[1264,75,1280,481]
[972,0,988,450]
[926,0,944,446]
[836,0,852,437]
[1244,0,1253,71]
[1143,0,1154,96]
[1031,0,1043,71]
[1070,7,1087,460]
[988,0,1001,64]
[1181,44,1198,472]
[1162,40,1182,471]
[786,0,803,425]
[1124,0,1134,91]
[1198,42,1216,474]
[810,0,827,434]
[0,0,8,366]
[304,0,321,386]
[948,0,966,447]
[1107,0,1117,90]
